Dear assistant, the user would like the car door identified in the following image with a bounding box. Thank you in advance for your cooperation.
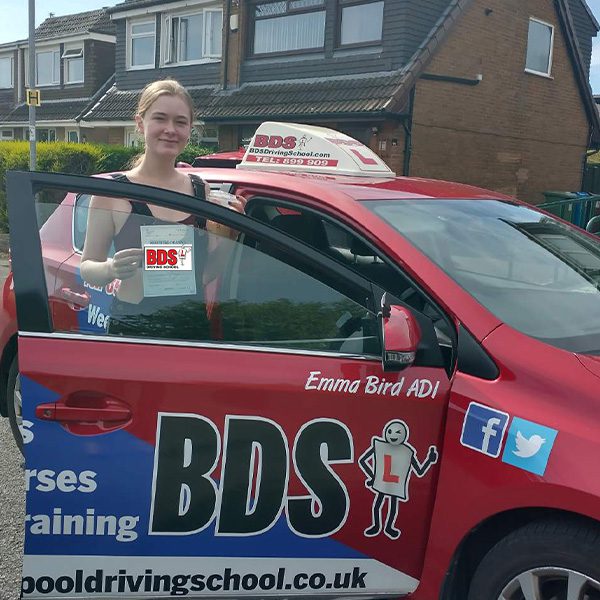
[9,171,452,599]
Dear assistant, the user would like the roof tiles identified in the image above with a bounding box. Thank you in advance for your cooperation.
[83,73,408,123]
[35,9,115,39]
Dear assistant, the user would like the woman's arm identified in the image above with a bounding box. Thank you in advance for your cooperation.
[81,195,141,287]
[204,190,246,283]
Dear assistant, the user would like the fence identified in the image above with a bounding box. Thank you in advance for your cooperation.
[583,163,600,195]
[538,192,600,228]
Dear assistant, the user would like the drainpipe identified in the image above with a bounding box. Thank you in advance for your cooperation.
[582,129,600,192]
[221,0,231,91]
[402,87,416,176]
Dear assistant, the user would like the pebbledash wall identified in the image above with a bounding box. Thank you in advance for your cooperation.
[408,0,590,204]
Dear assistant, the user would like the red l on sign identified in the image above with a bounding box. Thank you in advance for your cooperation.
[350,149,378,165]
[382,453,400,483]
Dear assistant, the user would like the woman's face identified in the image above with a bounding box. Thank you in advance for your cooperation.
[136,94,192,160]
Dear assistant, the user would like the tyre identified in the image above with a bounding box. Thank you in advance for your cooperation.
[6,355,23,455]
[467,518,600,600]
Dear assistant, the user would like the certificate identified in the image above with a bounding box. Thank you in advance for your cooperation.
[141,224,196,297]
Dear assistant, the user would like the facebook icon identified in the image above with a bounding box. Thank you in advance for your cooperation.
[460,402,510,458]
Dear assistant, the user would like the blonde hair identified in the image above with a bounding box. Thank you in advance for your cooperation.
[136,78,195,122]
[129,78,195,168]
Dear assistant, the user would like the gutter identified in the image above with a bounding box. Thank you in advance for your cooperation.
[202,111,408,124]
[420,72,483,86]
[554,0,600,148]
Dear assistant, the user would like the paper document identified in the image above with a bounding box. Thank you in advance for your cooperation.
[141,224,196,297]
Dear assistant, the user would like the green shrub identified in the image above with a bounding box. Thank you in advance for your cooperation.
[94,144,140,173]
[177,144,213,165]
[0,140,219,233]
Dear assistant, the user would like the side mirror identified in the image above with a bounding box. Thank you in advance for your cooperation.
[381,302,421,371]
[586,216,600,236]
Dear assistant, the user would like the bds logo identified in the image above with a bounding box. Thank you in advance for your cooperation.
[144,245,193,270]
[253,134,297,149]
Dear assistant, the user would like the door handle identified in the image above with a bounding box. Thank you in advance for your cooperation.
[59,287,90,309]
[36,403,131,423]
[35,393,132,434]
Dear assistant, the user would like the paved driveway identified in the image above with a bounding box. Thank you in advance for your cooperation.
[0,255,24,600]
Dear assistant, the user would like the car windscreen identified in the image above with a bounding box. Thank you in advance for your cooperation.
[365,198,600,354]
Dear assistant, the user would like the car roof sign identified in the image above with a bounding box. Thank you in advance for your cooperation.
[237,122,396,178]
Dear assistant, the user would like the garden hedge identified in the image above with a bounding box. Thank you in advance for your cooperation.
[0,141,213,232]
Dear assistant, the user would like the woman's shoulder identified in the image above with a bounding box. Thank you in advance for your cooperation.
[90,174,133,211]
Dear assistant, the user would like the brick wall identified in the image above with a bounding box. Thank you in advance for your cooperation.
[408,0,590,203]
[107,127,124,145]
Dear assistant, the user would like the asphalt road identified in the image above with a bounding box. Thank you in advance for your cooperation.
[0,257,24,600]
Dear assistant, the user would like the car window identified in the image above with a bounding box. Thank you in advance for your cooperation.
[368,198,600,354]
[49,193,380,356]
[73,182,233,255]
[244,196,455,354]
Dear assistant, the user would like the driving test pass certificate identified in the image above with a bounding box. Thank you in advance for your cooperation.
[141,224,196,297]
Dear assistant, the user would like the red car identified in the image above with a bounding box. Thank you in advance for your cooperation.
[5,122,600,600]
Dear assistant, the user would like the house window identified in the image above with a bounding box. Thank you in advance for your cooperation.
[0,56,13,89]
[36,49,60,85]
[162,7,223,65]
[339,1,384,46]
[128,19,156,69]
[66,130,79,143]
[525,18,554,76]
[63,47,84,84]
[125,128,144,147]
[252,0,326,55]
[37,128,56,142]
[1,129,13,140]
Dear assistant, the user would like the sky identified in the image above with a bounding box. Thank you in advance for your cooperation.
[0,0,599,92]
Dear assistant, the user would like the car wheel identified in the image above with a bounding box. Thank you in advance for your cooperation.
[467,518,600,600]
[6,355,23,455]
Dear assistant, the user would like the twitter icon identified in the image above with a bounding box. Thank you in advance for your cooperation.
[501,417,558,476]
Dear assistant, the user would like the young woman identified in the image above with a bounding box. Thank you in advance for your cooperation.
[80,78,244,339]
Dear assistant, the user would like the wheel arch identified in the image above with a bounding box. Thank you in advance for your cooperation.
[440,507,600,599]
[0,333,17,416]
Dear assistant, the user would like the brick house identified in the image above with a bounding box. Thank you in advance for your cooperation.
[209,0,600,203]
[57,1,600,201]
[0,9,115,143]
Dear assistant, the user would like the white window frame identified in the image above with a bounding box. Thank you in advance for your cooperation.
[62,45,84,84]
[127,18,156,70]
[37,128,57,142]
[204,9,223,59]
[161,7,222,66]
[1,129,14,140]
[35,48,60,86]
[525,17,554,77]
[125,127,144,147]
[0,55,13,89]
[66,129,79,143]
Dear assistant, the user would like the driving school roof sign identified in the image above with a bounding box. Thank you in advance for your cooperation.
[238,122,396,178]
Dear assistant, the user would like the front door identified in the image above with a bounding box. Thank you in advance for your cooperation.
[8,171,451,599]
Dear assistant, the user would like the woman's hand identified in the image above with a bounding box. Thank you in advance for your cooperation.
[109,248,143,280]
[206,193,246,239]
[228,195,246,214]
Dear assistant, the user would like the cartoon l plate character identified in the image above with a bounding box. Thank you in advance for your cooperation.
[359,420,438,539]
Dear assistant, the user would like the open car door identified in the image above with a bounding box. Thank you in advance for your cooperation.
[8,171,451,599]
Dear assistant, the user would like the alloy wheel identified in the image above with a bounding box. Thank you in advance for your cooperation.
[499,567,600,600]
